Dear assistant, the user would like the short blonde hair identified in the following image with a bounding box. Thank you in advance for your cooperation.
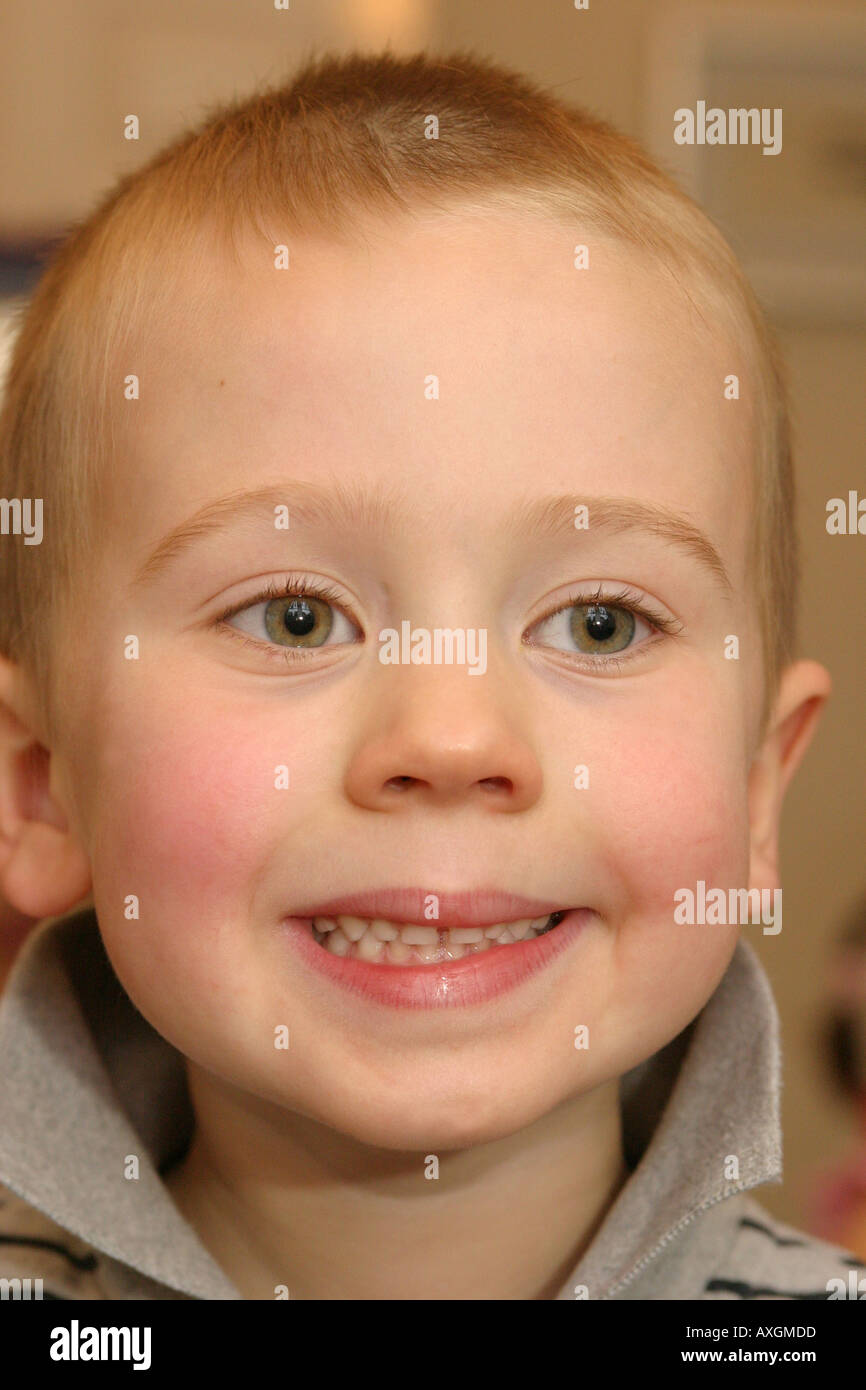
[0,48,795,742]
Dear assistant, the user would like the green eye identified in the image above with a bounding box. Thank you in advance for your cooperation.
[569,603,635,653]
[221,576,360,657]
[264,595,334,647]
[525,587,671,665]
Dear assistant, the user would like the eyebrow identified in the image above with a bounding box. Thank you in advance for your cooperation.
[130,481,414,589]
[130,480,731,595]
[505,492,732,593]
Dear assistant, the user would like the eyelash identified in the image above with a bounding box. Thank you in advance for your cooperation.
[215,575,353,664]
[525,583,682,674]
[214,575,682,669]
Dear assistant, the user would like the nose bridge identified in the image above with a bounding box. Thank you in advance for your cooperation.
[374,524,503,675]
[387,650,503,746]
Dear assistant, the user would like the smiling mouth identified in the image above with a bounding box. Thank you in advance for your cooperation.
[308,910,569,964]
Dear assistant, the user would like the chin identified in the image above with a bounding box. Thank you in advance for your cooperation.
[341,1111,529,1154]
[312,1074,570,1154]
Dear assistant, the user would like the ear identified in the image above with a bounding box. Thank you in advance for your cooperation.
[0,654,92,920]
[749,659,832,893]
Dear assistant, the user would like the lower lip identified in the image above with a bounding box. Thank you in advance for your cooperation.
[283,910,590,1009]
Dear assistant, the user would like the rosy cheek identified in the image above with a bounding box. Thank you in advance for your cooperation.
[86,695,329,920]
[583,701,749,926]
[568,698,747,1039]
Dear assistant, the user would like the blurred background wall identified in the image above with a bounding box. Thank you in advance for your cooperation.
[0,0,864,1238]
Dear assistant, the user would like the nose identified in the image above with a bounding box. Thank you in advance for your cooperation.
[343,665,543,813]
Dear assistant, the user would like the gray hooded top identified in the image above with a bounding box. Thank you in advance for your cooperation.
[0,906,862,1300]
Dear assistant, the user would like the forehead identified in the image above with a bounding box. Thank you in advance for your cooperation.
[110,209,754,572]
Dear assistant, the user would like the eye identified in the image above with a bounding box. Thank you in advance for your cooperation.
[218,576,361,656]
[535,601,646,655]
[525,586,679,665]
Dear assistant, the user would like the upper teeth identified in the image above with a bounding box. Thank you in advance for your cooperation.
[312,914,553,943]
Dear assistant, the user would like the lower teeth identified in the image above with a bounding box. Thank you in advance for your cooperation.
[310,911,566,964]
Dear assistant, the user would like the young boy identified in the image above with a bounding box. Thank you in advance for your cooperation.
[0,49,861,1301]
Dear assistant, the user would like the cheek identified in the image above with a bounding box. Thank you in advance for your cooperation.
[78,684,346,1055]
[606,731,750,909]
[93,722,266,902]
[576,677,750,905]
[82,688,333,959]
[572,688,750,1013]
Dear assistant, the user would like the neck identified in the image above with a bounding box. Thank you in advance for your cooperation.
[165,1063,628,1300]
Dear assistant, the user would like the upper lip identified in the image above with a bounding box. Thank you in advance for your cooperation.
[289,889,568,930]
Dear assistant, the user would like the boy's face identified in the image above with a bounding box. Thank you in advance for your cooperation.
[53,210,761,1149]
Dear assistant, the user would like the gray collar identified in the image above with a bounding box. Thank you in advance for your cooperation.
[0,908,782,1299]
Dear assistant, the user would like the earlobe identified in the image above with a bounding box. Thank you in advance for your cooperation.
[2,820,92,920]
[0,654,92,920]
[748,659,832,892]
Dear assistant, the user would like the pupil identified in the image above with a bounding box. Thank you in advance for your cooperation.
[585,604,616,642]
[284,598,316,635]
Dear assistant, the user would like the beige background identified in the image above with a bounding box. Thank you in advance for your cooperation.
[1,0,864,1235]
